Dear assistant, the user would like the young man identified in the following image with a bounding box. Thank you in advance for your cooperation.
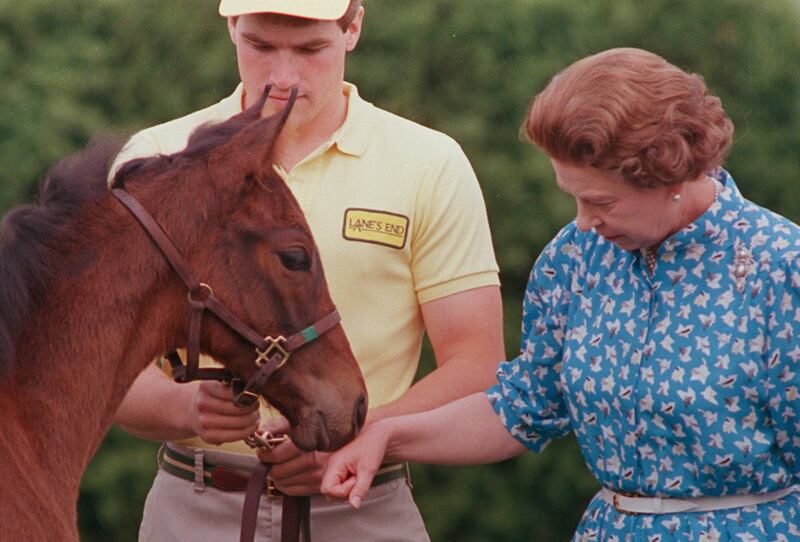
[111,1,504,540]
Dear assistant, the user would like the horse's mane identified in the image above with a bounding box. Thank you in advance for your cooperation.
[0,135,127,376]
[112,102,264,190]
[1,91,276,376]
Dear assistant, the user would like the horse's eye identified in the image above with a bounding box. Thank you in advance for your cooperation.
[278,248,310,271]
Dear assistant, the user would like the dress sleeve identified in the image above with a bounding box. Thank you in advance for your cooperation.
[766,254,800,480]
[486,228,576,452]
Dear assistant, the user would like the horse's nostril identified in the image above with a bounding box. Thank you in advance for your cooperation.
[354,392,367,429]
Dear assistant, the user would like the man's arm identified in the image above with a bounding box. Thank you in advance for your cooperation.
[368,284,504,422]
[114,363,260,444]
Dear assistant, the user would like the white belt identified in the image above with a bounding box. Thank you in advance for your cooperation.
[601,485,798,515]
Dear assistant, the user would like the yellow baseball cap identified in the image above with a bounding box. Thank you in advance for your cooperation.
[219,0,350,20]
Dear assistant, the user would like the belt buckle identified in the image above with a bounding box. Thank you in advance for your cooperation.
[265,478,283,500]
[613,492,642,516]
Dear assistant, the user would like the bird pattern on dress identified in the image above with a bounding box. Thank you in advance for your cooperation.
[488,171,800,541]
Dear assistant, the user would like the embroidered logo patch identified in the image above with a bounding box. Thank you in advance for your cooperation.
[342,208,409,249]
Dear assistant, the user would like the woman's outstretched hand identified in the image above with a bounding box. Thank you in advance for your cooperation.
[320,421,392,509]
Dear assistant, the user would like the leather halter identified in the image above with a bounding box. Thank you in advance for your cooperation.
[111,86,323,542]
[110,187,341,404]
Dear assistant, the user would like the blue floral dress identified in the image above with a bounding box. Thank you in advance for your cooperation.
[487,171,800,541]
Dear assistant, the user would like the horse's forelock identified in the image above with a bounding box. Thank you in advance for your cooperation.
[112,156,165,190]
[0,136,127,375]
[183,113,257,161]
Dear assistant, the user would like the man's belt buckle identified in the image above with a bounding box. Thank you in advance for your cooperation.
[266,478,283,500]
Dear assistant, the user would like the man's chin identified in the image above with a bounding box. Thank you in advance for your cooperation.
[263,99,291,115]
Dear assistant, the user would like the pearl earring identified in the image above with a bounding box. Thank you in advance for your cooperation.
[671,193,681,202]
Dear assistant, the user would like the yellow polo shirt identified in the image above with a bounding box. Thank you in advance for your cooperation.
[111,83,499,453]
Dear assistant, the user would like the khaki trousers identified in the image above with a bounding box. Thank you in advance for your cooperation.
[138,445,430,542]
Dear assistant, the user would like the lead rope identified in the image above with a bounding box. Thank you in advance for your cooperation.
[240,432,311,542]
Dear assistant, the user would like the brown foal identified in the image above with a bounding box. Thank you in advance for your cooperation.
[0,90,366,540]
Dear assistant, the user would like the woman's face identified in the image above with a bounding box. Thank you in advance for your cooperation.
[550,159,682,251]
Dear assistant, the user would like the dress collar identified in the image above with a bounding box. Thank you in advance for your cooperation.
[660,169,745,253]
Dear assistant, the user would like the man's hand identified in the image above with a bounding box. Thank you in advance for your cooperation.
[254,418,330,496]
[114,363,260,442]
[188,381,260,445]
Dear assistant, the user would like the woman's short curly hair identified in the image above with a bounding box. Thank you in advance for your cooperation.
[523,48,734,188]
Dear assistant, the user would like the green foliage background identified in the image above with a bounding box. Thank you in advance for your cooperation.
[2,1,799,540]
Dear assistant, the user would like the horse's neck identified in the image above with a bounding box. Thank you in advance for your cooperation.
[0,414,79,539]
[0,211,184,487]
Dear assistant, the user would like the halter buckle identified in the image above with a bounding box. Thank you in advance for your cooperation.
[244,430,289,450]
[255,336,289,369]
[187,282,213,303]
[233,389,260,407]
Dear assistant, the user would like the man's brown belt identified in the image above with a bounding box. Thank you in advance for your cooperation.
[157,444,409,497]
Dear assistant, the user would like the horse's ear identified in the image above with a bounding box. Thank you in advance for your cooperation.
[219,86,298,175]
[236,84,273,123]
[250,85,297,160]
[258,85,298,134]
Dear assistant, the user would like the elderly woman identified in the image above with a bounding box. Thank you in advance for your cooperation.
[320,48,800,540]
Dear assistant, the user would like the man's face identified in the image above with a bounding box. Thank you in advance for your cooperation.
[228,10,362,136]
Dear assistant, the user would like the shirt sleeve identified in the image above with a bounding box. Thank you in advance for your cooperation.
[486,227,576,452]
[410,140,499,304]
[765,253,800,480]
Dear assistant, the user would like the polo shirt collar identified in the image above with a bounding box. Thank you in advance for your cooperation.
[331,83,375,157]
[225,83,247,117]
[230,82,375,158]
